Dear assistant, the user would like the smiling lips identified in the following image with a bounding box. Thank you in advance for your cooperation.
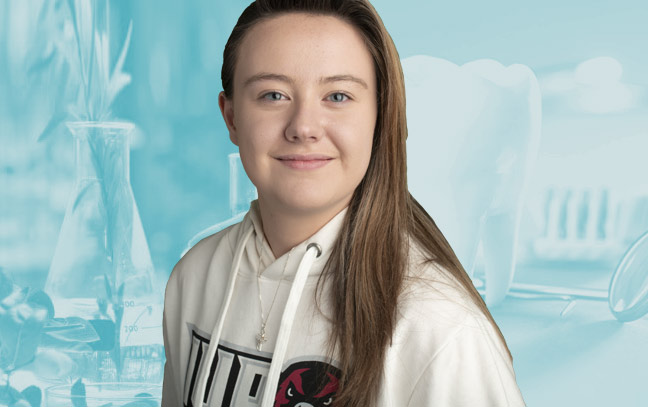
[276,154,333,170]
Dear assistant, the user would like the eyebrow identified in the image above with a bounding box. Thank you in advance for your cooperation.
[242,72,369,89]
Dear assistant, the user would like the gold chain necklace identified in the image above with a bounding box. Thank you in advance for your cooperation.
[255,246,294,351]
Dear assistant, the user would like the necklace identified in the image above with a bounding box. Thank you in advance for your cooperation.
[256,246,293,351]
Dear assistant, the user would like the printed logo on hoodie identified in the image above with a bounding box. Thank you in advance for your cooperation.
[275,361,340,406]
[185,329,340,406]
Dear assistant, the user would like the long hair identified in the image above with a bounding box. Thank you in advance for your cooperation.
[221,1,512,406]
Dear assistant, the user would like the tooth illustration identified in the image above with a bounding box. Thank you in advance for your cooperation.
[403,55,542,306]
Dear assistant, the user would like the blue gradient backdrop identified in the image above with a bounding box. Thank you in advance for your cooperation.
[1,1,647,406]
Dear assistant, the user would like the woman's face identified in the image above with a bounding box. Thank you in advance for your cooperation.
[219,13,377,217]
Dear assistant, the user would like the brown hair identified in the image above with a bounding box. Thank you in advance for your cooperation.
[221,1,512,406]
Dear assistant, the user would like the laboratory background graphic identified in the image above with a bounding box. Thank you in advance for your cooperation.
[1,0,647,405]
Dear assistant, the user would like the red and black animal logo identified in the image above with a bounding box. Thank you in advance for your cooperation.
[275,361,341,407]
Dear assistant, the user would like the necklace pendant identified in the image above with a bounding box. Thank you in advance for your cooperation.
[256,328,267,351]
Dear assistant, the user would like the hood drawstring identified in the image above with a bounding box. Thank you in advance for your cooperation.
[193,224,322,407]
[193,226,253,406]
[260,242,322,407]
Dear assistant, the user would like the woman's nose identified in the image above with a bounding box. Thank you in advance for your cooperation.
[284,99,324,143]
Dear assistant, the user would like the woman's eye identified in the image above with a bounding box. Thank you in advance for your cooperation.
[323,397,332,405]
[262,91,285,101]
[328,92,349,103]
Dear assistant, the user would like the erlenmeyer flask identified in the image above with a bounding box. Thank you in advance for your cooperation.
[45,121,163,382]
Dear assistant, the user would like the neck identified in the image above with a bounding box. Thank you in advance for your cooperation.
[257,196,348,258]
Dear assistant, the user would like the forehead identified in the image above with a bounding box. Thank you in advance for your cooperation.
[234,13,375,89]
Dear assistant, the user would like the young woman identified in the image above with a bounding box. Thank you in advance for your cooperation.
[162,1,526,406]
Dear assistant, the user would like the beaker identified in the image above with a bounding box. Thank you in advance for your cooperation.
[45,121,163,382]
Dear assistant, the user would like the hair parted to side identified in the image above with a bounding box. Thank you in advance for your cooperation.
[221,1,513,406]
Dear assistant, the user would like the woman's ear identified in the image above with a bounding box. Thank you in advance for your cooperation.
[218,91,238,145]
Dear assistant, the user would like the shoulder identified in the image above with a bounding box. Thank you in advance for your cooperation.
[402,302,525,406]
[400,240,483,331]
[397,239,506,358]
[165,219,244,297]
[382,240,525,405]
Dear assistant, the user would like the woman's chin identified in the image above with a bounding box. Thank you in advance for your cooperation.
[260,192,349,218]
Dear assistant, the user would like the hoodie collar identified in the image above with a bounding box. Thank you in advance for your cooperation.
[244,200,347,281]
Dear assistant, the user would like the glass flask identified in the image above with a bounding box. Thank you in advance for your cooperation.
[45,121,163,383]
[183,153,257,256]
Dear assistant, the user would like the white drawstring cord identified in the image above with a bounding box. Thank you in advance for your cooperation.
[259,242,322,407]
[193,226,254,406]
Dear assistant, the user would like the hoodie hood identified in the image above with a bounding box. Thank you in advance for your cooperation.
[192,200,347,407]
[246,200,348,281]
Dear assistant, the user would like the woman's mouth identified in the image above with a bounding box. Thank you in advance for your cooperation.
[276,154,334,170]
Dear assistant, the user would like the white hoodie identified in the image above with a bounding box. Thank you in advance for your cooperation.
[162,201,526,406]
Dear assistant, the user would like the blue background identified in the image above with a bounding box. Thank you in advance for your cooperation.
[1,0,647,405]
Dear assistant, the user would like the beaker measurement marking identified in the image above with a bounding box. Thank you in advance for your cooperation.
[124,306,151,341]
